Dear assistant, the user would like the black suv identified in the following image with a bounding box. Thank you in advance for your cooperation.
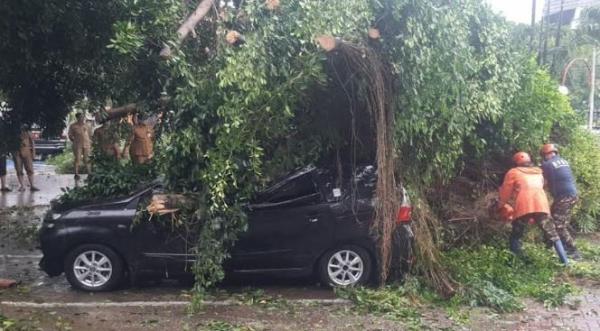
[39,166,414,291]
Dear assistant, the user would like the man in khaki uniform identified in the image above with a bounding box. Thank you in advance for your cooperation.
[68,113,92,179]
[13,126,38,191]
[125,114,156,165]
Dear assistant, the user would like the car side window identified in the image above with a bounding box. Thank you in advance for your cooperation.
[252,171,322,209]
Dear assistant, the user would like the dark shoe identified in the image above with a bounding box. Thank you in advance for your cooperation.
[0,187,10,192]
[17,186,25,192]
[30,186,40,192]
[567,248,583,261]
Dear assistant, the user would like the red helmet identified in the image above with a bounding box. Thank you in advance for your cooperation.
[512,152,531,166]
[540,143,558,156]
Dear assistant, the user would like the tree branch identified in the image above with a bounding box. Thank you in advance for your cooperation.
[160,0,216,60]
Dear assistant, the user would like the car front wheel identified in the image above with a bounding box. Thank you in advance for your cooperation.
[318,245,372,287]
[64,244,124,292]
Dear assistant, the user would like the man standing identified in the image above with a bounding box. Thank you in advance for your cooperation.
[0,120,11,192]
[68,113,92,179]
[13,126,38,191]
[0,152,9,192]
[125,113,155,165]
[540,143,581,260]
[498,152,568,265]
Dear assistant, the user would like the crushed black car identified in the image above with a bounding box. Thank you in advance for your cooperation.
[39,165,414,291]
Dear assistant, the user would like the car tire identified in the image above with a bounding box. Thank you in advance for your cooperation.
[64,244,124,292]
[318,245,372,287]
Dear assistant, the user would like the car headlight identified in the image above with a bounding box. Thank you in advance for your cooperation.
[51,213,62,220]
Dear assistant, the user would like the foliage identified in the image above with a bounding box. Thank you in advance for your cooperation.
[198,321,256,331]
[376,0,520,184]
[0,0,124,136]
[336,285,422,330]
[444,243,575,311]
[484,59,576,157]
[561,129,600,232]
[10,0,600,300]
[46,149,76,174]
[51,157,157,212]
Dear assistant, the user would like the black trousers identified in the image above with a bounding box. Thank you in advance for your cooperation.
[0,154,6,177]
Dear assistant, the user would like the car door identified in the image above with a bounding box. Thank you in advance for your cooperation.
[229,170,335,273]
[126,189,194,277]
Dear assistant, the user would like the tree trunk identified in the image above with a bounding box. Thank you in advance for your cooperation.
[160,0,215,60]
[96,103,137,123]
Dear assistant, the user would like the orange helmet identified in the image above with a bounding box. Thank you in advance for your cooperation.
[540,143,558,156]
[512,152,531,166]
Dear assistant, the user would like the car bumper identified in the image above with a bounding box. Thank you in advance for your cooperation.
[39,256,63,277]
[38,223,69,276]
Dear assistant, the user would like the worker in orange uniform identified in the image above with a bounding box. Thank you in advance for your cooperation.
[498,152,568,265]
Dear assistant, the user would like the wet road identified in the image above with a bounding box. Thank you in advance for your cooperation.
[0,162,79,208]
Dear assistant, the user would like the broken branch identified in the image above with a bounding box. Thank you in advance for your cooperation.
[160,0,216,60]
[315,35,341,52]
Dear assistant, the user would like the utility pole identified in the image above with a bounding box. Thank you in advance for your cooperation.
[589,47,597,130]
[529,0,536,52]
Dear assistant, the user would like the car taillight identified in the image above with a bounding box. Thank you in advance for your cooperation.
[396,205,412,224]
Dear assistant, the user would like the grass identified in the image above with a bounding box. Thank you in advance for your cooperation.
[338,239,600,329]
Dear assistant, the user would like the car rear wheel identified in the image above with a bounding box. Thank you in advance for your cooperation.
[64,244,124,292]
[318,245,371,287]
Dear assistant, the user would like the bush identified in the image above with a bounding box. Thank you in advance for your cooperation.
[46,149,76,174]
[561,128,600,232]
[443,243,574,311]
[51,157,157,212]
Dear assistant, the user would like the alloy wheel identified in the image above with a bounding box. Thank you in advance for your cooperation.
[327,249,364,286]
[73,250,113,288]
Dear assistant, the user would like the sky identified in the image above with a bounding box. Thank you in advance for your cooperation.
[486,0,545,24]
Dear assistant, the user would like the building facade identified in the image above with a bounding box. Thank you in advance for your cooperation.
[543,0,600,26]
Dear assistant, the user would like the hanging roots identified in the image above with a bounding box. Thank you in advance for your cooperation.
[321,39,457,295]
[331,42,397,285]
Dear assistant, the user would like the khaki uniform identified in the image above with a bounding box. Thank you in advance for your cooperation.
[129,124,153,164]
[14,131,34,176]
[68,122,92,167]
[93,124,120,159]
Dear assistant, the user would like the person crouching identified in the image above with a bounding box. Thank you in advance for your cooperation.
[498,152,569,265]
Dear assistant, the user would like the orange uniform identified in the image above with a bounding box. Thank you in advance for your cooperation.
[498,166,550,219]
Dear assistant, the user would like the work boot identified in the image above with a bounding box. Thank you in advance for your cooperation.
[566,246,583,261]
[509,237,532,264]
[509,237,522,255]
[554,240,569,266]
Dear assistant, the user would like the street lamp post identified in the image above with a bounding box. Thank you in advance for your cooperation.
[589,47,596,130]
[559,48,597,130]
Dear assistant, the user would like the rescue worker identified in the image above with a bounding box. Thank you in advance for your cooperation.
[68,113,92,179]
[498,152,568,265]
[13,126,38,192]
[125,113,155,165]
[540,143,582,260]
[93,121,121,160]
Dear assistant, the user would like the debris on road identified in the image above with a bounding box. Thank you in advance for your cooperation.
[0,279,17,289]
